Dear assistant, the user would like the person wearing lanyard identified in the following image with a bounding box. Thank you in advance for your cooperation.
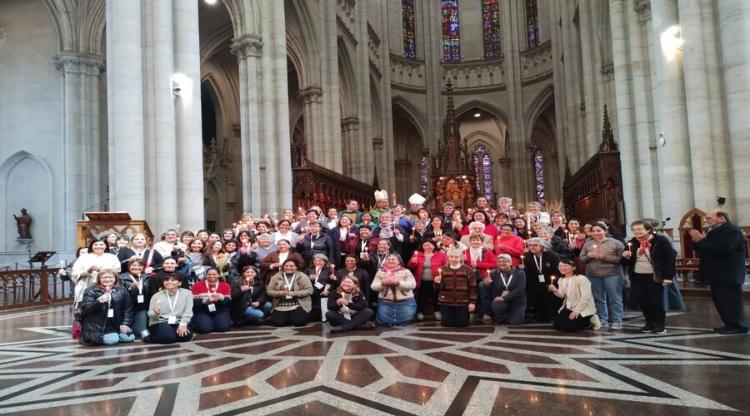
[522,237,561,323]
[79,269,135,345]
[548,259,601,331]
[119,258,153,338]
[488,254,527,325]
[434,249,476,327]
[305,253,334,322]
[145,274,193,344]
[267,259,314,327]
[326,275,375,333]
[191,268,233,333]
[371,254,417,326]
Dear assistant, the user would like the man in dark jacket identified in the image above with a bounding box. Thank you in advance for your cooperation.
[486,254,527,324]
[296,221,335,267]
[690,209,748,334]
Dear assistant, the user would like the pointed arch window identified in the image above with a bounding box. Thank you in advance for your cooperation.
[402,0,417,59]
[533,145,545,203]
[419,154,429,195]
[441,0,461,62]
[472,144,494,202]
[482,0,502,59]
[526,0,539,48]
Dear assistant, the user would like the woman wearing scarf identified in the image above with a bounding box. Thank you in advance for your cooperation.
[548,259,601,331]
[372,254,417,326]
[326,275,375,333]
[267,259,314,327]
[408,240,448,321]
[305,253,334,321]
[435,249,476,327]
[464,234,496,322]
[191,268,232,333]
[623,219,676,334]
[231,266,271,325]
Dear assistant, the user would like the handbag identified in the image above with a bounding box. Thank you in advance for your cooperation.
[643,251,663,284]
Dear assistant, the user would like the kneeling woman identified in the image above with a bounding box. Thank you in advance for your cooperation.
[191,268,233,333]
[145,273,193,343]
[435,249,476,327]
[231,266,272,325]
[548,259,601,331]
[326,275,375,333]
[266,259,314,326]
[80,269,135,345]
[372,254,417,326]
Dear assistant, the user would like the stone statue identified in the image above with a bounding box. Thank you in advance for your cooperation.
[14,208,32,239]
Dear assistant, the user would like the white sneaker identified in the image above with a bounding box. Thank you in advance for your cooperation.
[482,314,492,324]
[610,322,623,330]
[590,315,602,330]
[416,313,424,321]
[434,311,442,321]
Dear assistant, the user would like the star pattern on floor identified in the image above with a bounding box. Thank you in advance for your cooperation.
[0,312,747,415]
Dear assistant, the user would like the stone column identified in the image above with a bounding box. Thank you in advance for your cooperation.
[420,0,442,155]
[372,137,385,189]
[299,86,324,163]
[173,0,205,230]
[650,0,693,220]
[608,0,640,222]
[558,2,583,169]
[717,0,750,222]
[106,0,145,218]
[341,117,360,177]
[317,3,342,172]
[354,2,371,182]
[55,53,105,250]
[578,3,600,155]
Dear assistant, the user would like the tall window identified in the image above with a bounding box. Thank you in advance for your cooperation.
[419,155,429,195]
[533,146,545,203]
[441,0,461,62]
[482,0,501,59]
[402,0,417,59]
[526,0,539,48]
[472,145,494,202]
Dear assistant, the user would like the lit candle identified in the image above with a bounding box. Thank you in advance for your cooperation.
[550,275,556,285]
[627,241,632,251]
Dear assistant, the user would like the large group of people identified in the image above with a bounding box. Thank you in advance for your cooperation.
[64,191,748,346]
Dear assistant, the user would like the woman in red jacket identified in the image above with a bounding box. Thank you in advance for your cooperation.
[494,224,525,267]
[407,240,448,321]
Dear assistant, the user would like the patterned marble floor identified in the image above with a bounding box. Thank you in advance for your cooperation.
[0,298,748,416]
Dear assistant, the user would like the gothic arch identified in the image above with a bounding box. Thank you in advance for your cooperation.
[285,0,319,90]
[0,151,54,250]
[391,96,427,141]
[338,39,357,118]
[43,0,106,55]
[454,100,510,127]
[525,84,555,134]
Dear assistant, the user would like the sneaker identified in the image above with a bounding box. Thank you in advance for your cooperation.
[416,313,424,321]
[651,325,667,334]
[610,322,623,330]
[361,321,376,330]
[482,314,493,324]
[640,323,654,333]
[330,326,345,333]
[434,311,442,321]
[590,315,602,330]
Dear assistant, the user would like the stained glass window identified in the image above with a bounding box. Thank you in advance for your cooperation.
[441,0,461,62]
[402,0,417,60]
[419,155,429,195]
[534,146,545,203]
[526,0,539,48]
[482,0,501,59]
[472,145,494,202]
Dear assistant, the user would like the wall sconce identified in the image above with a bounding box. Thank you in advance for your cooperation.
[171,73,193,103]
[660,25,684,61]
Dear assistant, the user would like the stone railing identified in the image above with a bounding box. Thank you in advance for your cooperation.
[390,54,426,91]
[442,58,506,91]
[520,40,553,85]
[0,268,73,309]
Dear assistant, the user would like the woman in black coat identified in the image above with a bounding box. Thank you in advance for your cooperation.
[231,266,271,325]
[79,269,135,345]
[522,237,561,323]
[118,258,155,338]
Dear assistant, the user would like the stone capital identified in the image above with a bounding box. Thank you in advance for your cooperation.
[341,116,359,131]
[298,86,323,104]
[372,137,384,150]
[54,52,105,75]
[230,35,263,58]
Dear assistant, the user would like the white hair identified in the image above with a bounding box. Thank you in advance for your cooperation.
[469,221,486,231]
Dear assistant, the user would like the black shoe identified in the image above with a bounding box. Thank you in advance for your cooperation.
[640,323,654,333]
[650,325,667,334]
[713,326,727,332]
[330,326,345,333]
[359,321,376,330]
[717,327,749,335]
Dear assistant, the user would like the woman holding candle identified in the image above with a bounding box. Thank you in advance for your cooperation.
[191,268,232,333]
[329,216,356,267]
[435,249,476,327]
[580,223,626,330]
[260,239,305,284]
[231,266,272,325]
[267,259,314,326]
[305,254,334,321]
[488,254,527,324]
[326,275,375,333]
[72,239,122,310]
[145,273,193,343]
[79,268,135,345]
[372,254,417,326]
[119,258,154,338]
[548,259,601,331]
[494,224,526,267]
[522,237,562,323]
[408,240,448,321]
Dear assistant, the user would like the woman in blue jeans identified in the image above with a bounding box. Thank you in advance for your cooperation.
[580,223,625,329]
[372,254,417,326]
[231,266,272,325]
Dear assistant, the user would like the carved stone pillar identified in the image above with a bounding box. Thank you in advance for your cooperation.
[299,86,323,164]
[55,52,105,251]
[341,117,360,177]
